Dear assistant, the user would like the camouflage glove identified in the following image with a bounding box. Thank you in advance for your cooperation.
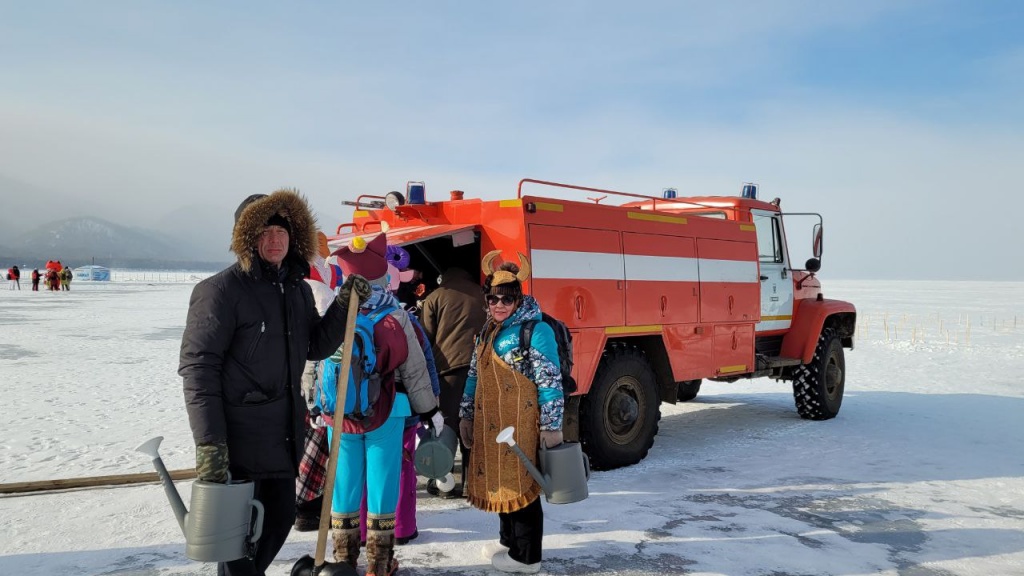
[539,429,563,449]
[337,274,372,306]
[195,442,229,483]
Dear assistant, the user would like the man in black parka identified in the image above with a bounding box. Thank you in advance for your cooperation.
[179,188,370,576]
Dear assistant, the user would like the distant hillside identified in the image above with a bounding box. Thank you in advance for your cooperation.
[0,174,95,239]
[1,217,231,270]
[152,203,235,263]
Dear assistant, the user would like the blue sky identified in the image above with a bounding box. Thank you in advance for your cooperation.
[1,1,1022,279]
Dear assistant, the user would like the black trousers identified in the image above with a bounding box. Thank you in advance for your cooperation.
[218,477,296,576]
[498,496,543,565]
[440,367,472,477]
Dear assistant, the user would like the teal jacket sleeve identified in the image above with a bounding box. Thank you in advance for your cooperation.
[526,321,563,431]
[459,344,480,420]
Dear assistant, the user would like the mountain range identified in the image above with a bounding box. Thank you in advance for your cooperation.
[1,174,233,269]
[0,216,229,269]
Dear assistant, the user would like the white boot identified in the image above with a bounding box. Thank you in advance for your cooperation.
[491,550,541,574]
[480,540,509,560]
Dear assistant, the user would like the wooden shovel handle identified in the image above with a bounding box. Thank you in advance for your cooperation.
[314,289,361,567]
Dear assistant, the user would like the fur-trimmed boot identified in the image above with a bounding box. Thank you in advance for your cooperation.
[366,517,399,576]
[330,513,361,568]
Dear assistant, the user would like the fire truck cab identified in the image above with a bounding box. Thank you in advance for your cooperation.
[329,179,856,470]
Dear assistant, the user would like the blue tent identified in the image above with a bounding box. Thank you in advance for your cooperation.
[74,265,111,281]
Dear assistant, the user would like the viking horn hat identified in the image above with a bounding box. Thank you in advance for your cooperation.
[481,249,531,286]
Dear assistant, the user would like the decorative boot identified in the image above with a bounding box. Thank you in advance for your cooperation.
[366,515,399,576]
[330,513,361,568]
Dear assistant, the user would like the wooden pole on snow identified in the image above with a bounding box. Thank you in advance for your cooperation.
[0,469,196,495]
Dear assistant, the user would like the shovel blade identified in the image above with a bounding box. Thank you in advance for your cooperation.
[290,554,358,576]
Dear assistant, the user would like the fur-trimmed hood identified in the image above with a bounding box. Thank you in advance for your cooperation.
[231,188,318,273]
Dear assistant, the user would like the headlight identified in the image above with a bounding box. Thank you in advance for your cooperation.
[385,191,406,211]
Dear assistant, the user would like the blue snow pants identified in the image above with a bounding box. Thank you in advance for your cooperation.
[328,392,410,518]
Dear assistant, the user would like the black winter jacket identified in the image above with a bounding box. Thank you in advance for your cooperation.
[180,259,348,478]
[179,189,348,479]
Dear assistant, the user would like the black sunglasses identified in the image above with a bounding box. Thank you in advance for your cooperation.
[485,294,516,306]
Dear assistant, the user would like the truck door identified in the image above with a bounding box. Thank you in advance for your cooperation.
[622,233,698,325]
[695,238,759,323]
[528,225,625,328]
[752,209,794,333]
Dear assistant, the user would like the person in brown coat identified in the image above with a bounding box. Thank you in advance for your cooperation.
[46,269,60,291]
[420,266,487,496]
[458,253,563,573]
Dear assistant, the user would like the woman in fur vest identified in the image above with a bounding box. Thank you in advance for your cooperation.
[458,251,564,574]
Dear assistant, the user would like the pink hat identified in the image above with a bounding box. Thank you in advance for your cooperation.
[334,234,388,281]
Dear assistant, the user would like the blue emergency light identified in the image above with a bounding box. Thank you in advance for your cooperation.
[741,183,758,199]
[407,181,426,204]
[663,188,677,199]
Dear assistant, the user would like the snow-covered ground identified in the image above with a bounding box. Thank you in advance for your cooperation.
[1,278,1022,575]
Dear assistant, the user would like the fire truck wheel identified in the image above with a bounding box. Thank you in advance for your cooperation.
[580,344,660,470]
[792,327,845,420]
[676,379,702,402]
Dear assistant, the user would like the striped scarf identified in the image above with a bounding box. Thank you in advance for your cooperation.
[362,285,401,312]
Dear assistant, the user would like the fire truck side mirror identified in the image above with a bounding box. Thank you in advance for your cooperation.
[812,225,823,258]
[805,258,821,273]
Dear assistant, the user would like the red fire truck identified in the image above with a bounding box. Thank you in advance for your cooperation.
[328,179,856,470]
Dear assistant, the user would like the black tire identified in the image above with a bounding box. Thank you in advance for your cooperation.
[676,379,702,402]
[580,344,660,470]
[792,327,845,420]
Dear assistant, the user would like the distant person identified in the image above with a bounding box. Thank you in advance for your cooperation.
[30,269,40,291]
[60,266,72,291]
[45,268,59,291]
[421,265,487,497]
[11,266,20,290]
[179,189,370,576]
[460,252,564,574]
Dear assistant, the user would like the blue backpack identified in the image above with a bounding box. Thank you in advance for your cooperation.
[315,305,396,421]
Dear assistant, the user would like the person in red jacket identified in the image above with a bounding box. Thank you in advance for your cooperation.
[31,269,40,291]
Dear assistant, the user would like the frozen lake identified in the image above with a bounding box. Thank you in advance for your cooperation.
[1,278,1022,575]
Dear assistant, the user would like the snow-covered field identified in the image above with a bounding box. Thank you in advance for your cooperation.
[1,278,1022,575]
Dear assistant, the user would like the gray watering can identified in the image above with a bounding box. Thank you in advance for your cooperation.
[414,424,458,492]
[137,436,265,562]
[496,426,590,504]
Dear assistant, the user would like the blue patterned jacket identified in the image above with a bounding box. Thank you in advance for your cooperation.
[459,295,563,431]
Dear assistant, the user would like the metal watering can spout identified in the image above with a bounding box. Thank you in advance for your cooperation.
[136,436,187,535]
[136,436,265,563]
[496,426,590,504]
[495,427,549,493]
